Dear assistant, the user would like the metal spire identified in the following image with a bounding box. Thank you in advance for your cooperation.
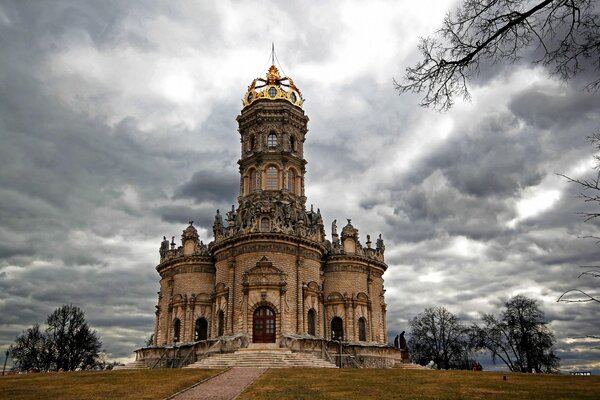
[271,43,275,65]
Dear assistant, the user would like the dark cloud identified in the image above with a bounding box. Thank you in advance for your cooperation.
[174,170,238,205]
[155,204,215,229]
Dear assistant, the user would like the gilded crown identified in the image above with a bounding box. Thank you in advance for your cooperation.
[242,65,304,108]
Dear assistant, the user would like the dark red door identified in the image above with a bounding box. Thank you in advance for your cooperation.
[253,306,276,343]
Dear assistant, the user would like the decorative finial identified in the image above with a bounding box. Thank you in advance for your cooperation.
[188,220,193,226]
[347,219,351,225]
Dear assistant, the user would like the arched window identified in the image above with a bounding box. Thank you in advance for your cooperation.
[331,317,343,340]
[260,217,270,233]
[358,317,367,341]
[267,133,277,148]
[173,318,181,342]
[266,166,278,190]
[195,318,208,341]
[217,310,225,337]
[290,135,296,152]
[287,170,296,193]
[307,309,316,336]
[249,170,257,193]
[249,135,255,151]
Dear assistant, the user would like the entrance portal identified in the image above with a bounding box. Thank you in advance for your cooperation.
[253,306,276,343]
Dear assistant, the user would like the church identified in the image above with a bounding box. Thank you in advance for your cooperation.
[135,62,407,368]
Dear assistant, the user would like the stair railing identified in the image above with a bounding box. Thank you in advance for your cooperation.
[150,349,168,369]
[177,347,195,368]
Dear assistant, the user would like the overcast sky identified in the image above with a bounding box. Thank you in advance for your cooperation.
[0,0,599,371]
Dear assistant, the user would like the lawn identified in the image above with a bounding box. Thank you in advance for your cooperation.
[238,368,600,400]
[0,368,220,400]
[2,368,599,400]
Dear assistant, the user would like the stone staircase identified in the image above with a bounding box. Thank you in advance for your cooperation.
[394,361,429,370]
[112,360,148,370]
[184,345,337,369]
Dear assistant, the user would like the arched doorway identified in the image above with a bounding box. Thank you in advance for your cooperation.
[195,318,208,341]
[331,317,343,340]
[253,306,276,343]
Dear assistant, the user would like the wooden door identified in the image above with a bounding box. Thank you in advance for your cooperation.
[253,306,276,343]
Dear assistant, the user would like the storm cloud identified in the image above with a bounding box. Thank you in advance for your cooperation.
[0,0,598,370]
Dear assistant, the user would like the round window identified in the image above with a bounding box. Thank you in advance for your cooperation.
[247,92,253,103]
[290,92,297,103]
[268,87,277,98]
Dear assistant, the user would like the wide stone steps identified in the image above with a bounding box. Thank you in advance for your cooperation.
[394,362,429,370]
[113,360,148,370]
[185,349,337,369]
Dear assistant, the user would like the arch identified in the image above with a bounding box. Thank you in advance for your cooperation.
[249,135,256,151]
[327,292,343,301]
[331,317,343,340]
[290,135,297,152]
[358,317,367,341]
[260,217,270,232]
[173,318,181,342]
[253,306,276,343]
[265,166,278,190]
[217,310,225,337]
[267,132,277,148]
[307,308,316,336]
[195,317,208,341]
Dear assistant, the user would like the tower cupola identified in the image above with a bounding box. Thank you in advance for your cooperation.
[242,65,304,109]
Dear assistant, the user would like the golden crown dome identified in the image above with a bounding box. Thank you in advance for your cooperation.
[242,65,304,108]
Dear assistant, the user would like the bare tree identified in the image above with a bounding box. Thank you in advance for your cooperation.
[9,305,102,372]
[46,304,102,371]
[9,324,52,372]
[395,0,600,110]
[408,306,474,369]
[557,132,600,304]
[475,295,559,373]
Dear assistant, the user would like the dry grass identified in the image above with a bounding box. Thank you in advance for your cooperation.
[237,368,600,400]
[2,368,599,400]
[0,369,220,400]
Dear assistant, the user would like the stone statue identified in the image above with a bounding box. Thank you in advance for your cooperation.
[399,331,407,350]
[331,219,337,236]
[160,236,169,252]
[394,334,399,349]
[214,209,223,225]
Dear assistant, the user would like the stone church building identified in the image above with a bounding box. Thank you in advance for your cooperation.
[136,63,407,368]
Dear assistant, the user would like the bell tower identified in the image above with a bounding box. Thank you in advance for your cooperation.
[237,65,308,200]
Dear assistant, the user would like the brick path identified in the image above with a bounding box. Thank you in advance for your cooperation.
[168,367,267,400]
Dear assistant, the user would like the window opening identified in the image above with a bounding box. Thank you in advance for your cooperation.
[358,318,367,341]
[307,309,316,336]
[173,318,181,342]
[287,170,295,193]
[266,167,278,190]
[260,217,270,233]
[218,310,225,337]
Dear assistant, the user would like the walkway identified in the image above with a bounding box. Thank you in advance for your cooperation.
[168,367,267,400]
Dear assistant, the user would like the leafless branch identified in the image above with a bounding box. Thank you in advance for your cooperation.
[396,0,600,110]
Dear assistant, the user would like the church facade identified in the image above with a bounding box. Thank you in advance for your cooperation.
[149,64,396,362]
